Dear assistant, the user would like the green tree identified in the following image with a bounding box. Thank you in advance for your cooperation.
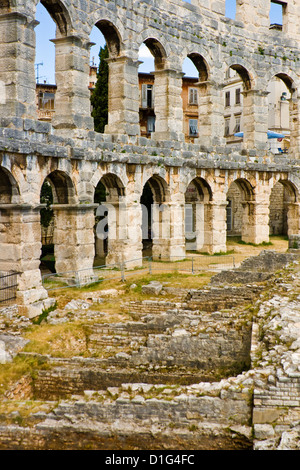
[91,44,109,133]
[40,180,53,229]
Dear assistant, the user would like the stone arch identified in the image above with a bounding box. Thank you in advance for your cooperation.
[141,37,168,71]
[38,0,73,37]
[0,166,20,204]
[223,61,254,144]
[94,19,122,58]
[142,173,170,204]
[266,71,299,156]
[39,169,77,273]
[137,29,171,66]
[226,178,255,240]
[226,63,253,91]
[140,173,171,258]
[41,169,76,205]
[184,177,213,252]
[269,177,299,237]
[186,53,209,82]
[93,172,126,266]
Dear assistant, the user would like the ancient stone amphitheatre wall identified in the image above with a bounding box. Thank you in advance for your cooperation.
[1,1,300,314]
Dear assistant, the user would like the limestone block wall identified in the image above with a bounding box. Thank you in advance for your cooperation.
[1,1,300,310]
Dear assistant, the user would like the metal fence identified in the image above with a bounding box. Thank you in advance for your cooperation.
[0,271,20,304]
[42,255,235,291]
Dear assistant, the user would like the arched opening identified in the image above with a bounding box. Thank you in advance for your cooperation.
[226,178,254,242]
[0,167,20,277]
[35,2,69,121]
[0,167,14,204]
[39,170,76,274]
[184,178,212,252]
[269,180,298,238]
[267,74,292,154]
[94,173,125,266]
[224,64,252,145]
[140,175,170,259]
[90,20,121,133]
[138,39,167,138]
[181,54,209,143]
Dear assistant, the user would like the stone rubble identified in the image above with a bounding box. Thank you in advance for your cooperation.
[0,252,299,449]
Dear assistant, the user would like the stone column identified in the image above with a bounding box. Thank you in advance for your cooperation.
[152,69,185,142]
[0,12,37,122]
[0,204,48,311]
[286,202,300,237]
[196,80,225,147]
[289,92,300,159]
[105,56,140,137]
[201,201,227,254]
[152,201,186,260]
[242,89,269,153]
[52,204,97,281]
[51,36,94,131]
[96,198,143,269]
[241,201,270,245]
[279,1,300,40]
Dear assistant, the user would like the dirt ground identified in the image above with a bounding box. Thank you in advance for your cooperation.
[224,235,289,266]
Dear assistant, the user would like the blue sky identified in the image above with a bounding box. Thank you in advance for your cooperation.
[35,0,282,84]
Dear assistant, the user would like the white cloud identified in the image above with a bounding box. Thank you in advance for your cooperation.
[138,44,154,59]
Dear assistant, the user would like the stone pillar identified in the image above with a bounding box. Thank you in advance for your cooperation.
[152,202,186,260]
[105,56,140,137]
[53,204,97,280]
[0,12,37,122]
[51,36,94,131]
[235,0,270,30]
[202,201,227,254]
[152,69,185,142]
[0,204,48,312]
[281,1,300,40]
[242,89,269,153]
[96,198,143,268]
[241,201,270,245]
[196,80,225,147]
[289,92,300,159]
[286,202,300,237]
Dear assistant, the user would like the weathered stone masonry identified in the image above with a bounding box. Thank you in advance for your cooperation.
[1,0,300,314]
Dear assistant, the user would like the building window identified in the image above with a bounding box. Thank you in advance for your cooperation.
[189,119,198,136]
[235,88,241,105]
[189,88,198,105]
[224,117,230,136]
[38,92,55,110]
[147,116,155,133]
[141,84,154,108]
[225,91,230,107]
[234,116,241,133]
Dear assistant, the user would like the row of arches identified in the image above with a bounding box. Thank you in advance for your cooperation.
[0,1,298,152]
[1,165,299,275]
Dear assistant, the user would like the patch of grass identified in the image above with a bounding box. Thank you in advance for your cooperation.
[32,302,58,325]
[22,322,89,358]
[0,355,49,397]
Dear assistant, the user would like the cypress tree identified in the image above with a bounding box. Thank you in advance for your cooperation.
[91,44,109,133]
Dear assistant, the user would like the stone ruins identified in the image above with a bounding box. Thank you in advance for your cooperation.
[0,0,300,314]
[1,0,300,450]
